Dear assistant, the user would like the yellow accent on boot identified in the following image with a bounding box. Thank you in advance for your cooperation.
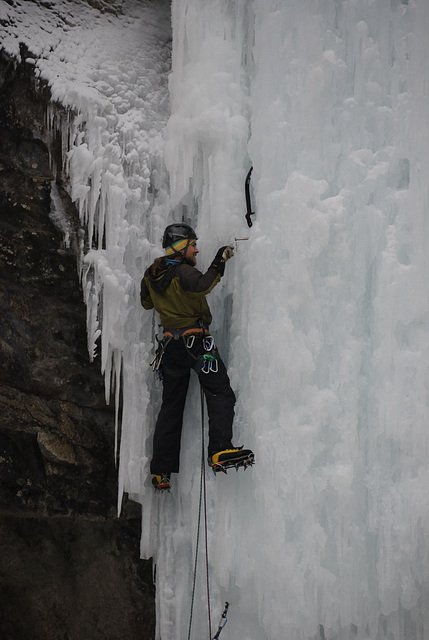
[210,449,242,465]
[152,474,170,490]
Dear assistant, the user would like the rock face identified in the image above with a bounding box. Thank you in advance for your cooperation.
[0,52,155,639]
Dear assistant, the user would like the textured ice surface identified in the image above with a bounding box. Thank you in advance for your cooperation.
[2,0,429,638]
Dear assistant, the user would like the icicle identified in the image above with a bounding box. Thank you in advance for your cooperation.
[103,346,113,405]
[113,348,122,466]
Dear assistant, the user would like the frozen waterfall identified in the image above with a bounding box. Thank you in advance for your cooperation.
[2,0,429,638]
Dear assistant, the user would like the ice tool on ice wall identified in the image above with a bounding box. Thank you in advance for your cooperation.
[244,166,255,228]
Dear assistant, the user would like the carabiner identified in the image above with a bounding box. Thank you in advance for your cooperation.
[186,335,195,349]
[150,336,171,376]
[150,354,158,371]
[202,353,218,374]
[203,336,215,352]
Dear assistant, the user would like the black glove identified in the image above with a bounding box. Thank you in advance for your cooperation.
[210,246,235,276]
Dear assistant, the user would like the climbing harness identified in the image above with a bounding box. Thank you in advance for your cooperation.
[163,326,210,340]
[212,602,229,639]
[151,324,212,379]
[171,326,219,374]
[245,166,255,228]
[187,388,212,640]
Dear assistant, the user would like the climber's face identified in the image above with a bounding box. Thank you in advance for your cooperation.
[184,240,198,266]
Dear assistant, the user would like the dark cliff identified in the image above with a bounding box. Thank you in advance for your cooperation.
[0,50,155,640]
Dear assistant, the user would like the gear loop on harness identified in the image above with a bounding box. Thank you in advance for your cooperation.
[163,323,211,341]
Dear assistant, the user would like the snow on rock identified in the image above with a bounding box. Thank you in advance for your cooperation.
[1,0,172,518]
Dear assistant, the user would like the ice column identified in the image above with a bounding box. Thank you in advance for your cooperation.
[162,0,429,639]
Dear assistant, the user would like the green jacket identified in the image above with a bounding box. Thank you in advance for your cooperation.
[140,259,221,329]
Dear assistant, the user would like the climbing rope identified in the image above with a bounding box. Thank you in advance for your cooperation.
[201,388,212,637]
[187,387,212,640]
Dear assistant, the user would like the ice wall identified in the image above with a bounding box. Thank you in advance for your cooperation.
[2,0,429,638]
[164,0,429,639]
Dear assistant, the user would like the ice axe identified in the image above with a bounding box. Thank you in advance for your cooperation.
[245,166,255,227]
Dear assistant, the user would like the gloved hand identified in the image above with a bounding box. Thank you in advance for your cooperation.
[210,245,235,276]
[221,246,235,261]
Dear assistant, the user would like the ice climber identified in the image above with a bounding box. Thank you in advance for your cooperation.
[140,223,254,490]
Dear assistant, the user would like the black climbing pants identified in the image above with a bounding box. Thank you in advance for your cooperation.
[150,335,236,474]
